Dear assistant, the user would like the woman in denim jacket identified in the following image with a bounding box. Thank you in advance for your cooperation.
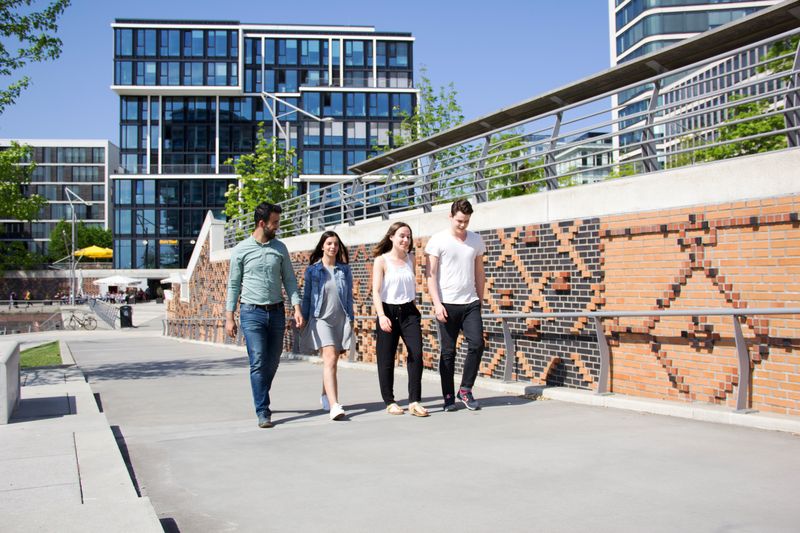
[300,231,354,421]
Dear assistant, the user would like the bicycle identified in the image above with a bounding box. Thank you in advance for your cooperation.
[65,311,98,331]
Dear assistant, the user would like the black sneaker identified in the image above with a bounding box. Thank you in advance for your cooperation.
[443,402,458,412]
[457,389,481,411]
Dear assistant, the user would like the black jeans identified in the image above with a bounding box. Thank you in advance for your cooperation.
[438,300,484,402]
[376,301,423,404]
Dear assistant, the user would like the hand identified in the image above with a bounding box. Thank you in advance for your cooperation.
[434,303,448,323]
[378,315,392,333]
[294,308,305,329]
[225,317,237,338]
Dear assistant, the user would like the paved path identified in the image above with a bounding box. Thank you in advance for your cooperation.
[64,334,800,533]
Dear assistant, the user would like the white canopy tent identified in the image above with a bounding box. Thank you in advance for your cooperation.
[92,275,147,289]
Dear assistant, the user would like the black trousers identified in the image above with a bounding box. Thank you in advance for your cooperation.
[376,301,423,404]
[437,300,484,401]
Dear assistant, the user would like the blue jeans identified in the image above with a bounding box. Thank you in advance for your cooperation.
[240,303,286,417]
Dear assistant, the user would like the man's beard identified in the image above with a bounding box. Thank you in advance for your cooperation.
[263,227,276,240]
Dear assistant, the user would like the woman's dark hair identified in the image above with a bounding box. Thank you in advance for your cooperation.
[372,222,413,257]
[309,231,349,264]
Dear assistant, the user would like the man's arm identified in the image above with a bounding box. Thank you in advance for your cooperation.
[280,246,304,328]
[225,248,243,338]
[474,253,485,303]
[425,254,448,322]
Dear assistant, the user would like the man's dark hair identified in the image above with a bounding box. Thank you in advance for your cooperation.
[450,198,473,216]
[254,202,282,225]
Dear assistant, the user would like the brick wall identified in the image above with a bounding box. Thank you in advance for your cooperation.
[167,194,800,417]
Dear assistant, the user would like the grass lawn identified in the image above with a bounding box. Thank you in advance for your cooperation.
[20,341,62,368]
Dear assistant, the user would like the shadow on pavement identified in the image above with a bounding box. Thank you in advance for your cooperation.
[10,395,75,421]
[83,357,248,381]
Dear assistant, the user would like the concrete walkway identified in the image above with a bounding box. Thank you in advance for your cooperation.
[58,332,800,532]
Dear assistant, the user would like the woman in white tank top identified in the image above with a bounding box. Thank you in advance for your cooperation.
[372,222,428,417]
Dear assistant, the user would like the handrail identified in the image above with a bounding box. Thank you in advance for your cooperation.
[224,19,800,246]
[164,307,800,412]
[88,299,117,329]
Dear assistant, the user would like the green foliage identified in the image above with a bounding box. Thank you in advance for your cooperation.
[20,341,61,368]
[48,219,112,261]
[0,141,47,220]
[757,35,799,75]
[0,0,71,114]
[223,123,298,219]
[0,240,44,271]
[485,132,546,200]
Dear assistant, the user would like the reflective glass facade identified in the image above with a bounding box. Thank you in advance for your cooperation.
[0,141,116,257]
[112,20,416,268]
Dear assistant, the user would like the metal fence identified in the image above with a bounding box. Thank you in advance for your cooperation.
[224,26,800,247]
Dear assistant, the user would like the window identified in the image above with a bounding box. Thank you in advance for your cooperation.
[331,40,340,66]
[115,209,132,234]
[346,93,366,117]
[304,150,321,174]
[388,42,408,67]
[347,150,366,166]
[182,181,203,206]
[135,209,156,235]
[159,210,180,235]
[208,180,228,205]
[277,70,298,92]
[92,185,105,202]
[136,29,156,56]
[116,181,133,205]
[185,30,204,57]
[207,62,228,85]
[159,243,180,268]
[304,122,321,145]
[135,180,156,204]
[136,240,156,268]
[116,61,133,85]
[323,122,343,145]
[393,94,413,117]
[207,30,228,57]
[121,125,138,149]
[303,93,321,116]
[346,122,367,146]
[136,62,157,85]
[323,151,344,174]
[265,39,275,65]
[369,93,389,117]
[116,29,133,56]
[158,180,180,205]
[160,30,180,57]
[322,93,343,116]
[301,40,321,65]
[182,210,204,235]
[159,62,180,85]
[114,240,132,269]
[278,39,298,64]
[376,42,386,66]
[345,41,365,66]
[183,62,204,86]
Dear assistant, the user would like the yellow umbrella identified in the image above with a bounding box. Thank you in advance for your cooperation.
[73,245,113,259]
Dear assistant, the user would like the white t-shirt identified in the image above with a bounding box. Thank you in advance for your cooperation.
[425,230,485,304]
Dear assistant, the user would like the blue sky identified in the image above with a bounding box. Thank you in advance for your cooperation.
[0,0,610,141]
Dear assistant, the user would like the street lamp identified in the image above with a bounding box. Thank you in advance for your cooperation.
[260,91,333,188]
[64,187,92,306]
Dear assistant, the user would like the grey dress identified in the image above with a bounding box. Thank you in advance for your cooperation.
[301,264,353,352]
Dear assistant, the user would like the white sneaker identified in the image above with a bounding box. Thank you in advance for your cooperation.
[330,403,346,421]
[320,394,330,411]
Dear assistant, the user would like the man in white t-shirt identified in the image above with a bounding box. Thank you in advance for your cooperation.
[425,199,486,411]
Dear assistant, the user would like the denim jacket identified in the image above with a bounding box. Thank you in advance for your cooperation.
[301,261,354,322]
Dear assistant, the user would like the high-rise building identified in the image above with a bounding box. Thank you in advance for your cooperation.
[111,20,416,268]
[0,139,118,258]
[609,0,781,154]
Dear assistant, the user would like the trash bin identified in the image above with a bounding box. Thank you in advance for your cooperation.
[119,305,133,328]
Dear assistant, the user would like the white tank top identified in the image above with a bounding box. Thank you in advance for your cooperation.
[380,253,416,304]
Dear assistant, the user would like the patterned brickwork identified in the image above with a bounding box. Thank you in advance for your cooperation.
[602,196,800,416]
[167,194,800,417]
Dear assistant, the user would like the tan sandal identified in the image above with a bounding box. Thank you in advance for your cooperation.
[408,402,430,417]
[386,403,405,415]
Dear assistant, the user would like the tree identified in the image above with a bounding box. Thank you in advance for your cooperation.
[223,123,298,219]
[0,0,71,114]
[383,67,469,203]
[484,132,546,200]
[47,219,112,262]
[0,141,47,220]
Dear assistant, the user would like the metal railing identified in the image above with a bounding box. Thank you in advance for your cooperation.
[163,307,800,413]
[224,26,800,247]
[88,298,117,329]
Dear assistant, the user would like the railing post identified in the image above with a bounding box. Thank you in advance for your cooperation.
[641,80,661,173]
[380,172,393,220]
[732,315,754,412]
[544,112,563,190]
[593,316,611,395]
[501,318,515,381]
[346,178,361,226]
[474,136,491,203]
[784,43,800,148]
[420,156,437,213]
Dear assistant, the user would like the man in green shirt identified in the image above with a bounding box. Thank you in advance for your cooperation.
[226,202,304,428]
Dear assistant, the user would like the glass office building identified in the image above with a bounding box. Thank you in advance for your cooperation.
[111,20,416,268]
[609,0,780,151]
[0,139,118,258]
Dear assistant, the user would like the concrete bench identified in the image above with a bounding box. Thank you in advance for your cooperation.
[1,341,20,424]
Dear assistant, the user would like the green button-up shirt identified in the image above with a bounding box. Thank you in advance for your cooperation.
[226,236,301,312]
